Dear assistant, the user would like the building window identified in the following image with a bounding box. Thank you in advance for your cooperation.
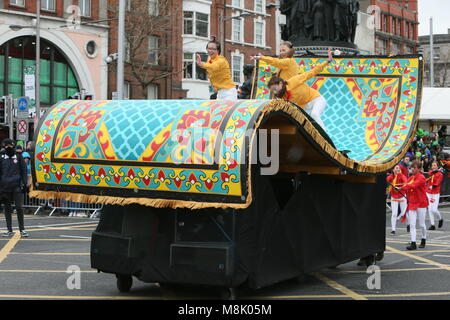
[79,0,91,17]
[183,53,207,81]
[397,19,401,35]
[148,35,159,65]
[232,54,243,84]
[254,20,264,46]
[378,39,387,55]
[406,22,409,39]
[148,0,159,16]
[406,46,413,54]
[41,0,55,11]
[391,17,396,34]
[10,0,25,6]
[183,11,209,38]
[232,0,242,8]
[232,18,243,42]
[392,42,399,55]
[147,83,158,99]
[124,82,130,99]
[0,36,79,106]
[255,0,264,13]
[433,47,441,60]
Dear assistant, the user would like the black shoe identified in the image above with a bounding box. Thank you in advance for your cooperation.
[407,225,410,233]
[419,239,426,248]
[2,231,14,237]
[406,242,417,250]
[428,225,436,230]
[390,231,396,235]
[438,219,444,228]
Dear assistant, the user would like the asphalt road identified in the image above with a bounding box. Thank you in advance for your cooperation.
[1,207,450,300]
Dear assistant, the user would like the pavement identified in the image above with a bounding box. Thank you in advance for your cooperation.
[0,207,450,300]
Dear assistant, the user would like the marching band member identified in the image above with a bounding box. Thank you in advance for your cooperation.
[426,161,444,230]
[399,160,429,250]
[386,165,407,235]
[196,41,237,100]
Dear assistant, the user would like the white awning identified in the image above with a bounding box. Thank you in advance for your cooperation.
[420,87,450,120]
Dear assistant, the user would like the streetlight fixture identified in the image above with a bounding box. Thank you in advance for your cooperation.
[219,12,252,54]
[8,0,41,123]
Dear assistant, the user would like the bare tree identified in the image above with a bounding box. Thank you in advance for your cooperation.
[436,50,450,87]
[108,0,181,98]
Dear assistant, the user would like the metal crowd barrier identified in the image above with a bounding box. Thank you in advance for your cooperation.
[21,193,102,219]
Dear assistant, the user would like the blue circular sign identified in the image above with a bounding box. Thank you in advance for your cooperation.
[18,97,28,111]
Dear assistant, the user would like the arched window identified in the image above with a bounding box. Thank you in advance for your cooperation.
[0,36,80,107]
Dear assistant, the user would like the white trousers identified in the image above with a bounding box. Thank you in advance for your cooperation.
[217,88,238,100]
[408,208,427,242]
[391,197,407,232]
[427,193,442,226]
[304,95,327,132]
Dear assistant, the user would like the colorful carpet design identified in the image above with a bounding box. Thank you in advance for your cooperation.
[254,55,423,163]
[31,56,422,208]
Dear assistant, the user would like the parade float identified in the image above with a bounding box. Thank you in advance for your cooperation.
[30,54,423,296]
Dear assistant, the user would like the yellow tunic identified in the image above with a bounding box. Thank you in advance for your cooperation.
[285,61,329,107]
[200,55,236,91]
[260,56,299,81]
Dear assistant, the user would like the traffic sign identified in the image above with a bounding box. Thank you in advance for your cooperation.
[16,96,30,119]
[17,119,28,141]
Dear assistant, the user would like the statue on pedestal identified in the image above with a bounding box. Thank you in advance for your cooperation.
[280,0,360,50]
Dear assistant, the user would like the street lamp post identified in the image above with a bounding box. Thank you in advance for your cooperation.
[36,0,41,120]
[219,12,251,56]
[117,0,126,100]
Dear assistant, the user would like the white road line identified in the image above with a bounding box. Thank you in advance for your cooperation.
[59,235,91,239]
[433,254,450,258]
[414,262,450,267]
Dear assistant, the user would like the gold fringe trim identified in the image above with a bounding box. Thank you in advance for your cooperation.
[260,99,418,175]
[28,189,252,210]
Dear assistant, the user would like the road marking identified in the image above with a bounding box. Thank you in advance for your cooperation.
[386,240,450,248]
[16,221,98,229]
[59,235,91,239]
[364,291,450,298]
[312,272,367,300]
[433,254,450,258]
[0,270,96,273]
[0,233,21,264]
[9,252,90,256]
[8,238,90,241]
[243,294,348,299]
[326,267,443,274]
[386,246,450,271]
[0,294,159,300]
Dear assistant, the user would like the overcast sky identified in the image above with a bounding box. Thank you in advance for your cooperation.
[418,0,450,35]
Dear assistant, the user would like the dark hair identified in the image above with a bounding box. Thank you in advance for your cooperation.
[206,41,221,55]
[411,160,422,169]
[268,75,285,87]
[2,138,14,147]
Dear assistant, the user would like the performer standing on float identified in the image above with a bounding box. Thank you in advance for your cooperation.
[399,160,429,250]
[250,41,299,81]
[426,161,444,230]
[386,165,407,235]
[267,48,333,131]
[196,41,237,100]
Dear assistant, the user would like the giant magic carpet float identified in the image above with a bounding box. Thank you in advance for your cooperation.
[30,55,423,293]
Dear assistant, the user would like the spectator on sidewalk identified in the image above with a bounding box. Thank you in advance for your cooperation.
[0,138,29,237]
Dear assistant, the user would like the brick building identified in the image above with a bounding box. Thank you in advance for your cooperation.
[0,0,109,140]
[182,0,278,99]
[360,0,420,55]
[107,0,186,100]
[420,29,450,87]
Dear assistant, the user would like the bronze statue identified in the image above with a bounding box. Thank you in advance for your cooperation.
[281,0,360,45]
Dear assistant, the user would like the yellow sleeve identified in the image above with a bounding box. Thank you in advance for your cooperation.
[289,61,329,86]
[260,56,294,70]
[200,58,226,73]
